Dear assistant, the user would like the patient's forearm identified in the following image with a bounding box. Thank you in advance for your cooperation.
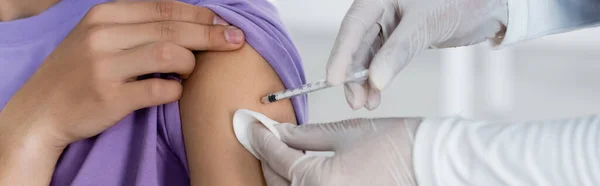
[0,124,63,185]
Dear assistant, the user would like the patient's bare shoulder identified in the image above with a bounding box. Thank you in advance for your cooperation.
[179,43,296,186]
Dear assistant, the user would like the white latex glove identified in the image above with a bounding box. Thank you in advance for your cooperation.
[328,0,508,110]
[249,117,422,186]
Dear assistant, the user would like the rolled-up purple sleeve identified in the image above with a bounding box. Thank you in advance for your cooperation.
[160,0,308,182]
[191,0,307,124]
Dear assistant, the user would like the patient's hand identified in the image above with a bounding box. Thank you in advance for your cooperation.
[0,1,244,185]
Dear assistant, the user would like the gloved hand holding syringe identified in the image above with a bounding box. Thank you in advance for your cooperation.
[261,70,369,104]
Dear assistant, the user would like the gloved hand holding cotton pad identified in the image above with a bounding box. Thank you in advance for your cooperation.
[232,109,282,159]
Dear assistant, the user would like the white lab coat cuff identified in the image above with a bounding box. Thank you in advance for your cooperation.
[498,0,600,48]
[413,115,600,185]
[412,116,461,186]
[498,0,529,47]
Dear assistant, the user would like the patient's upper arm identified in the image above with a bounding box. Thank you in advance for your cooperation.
[179,43,297,186]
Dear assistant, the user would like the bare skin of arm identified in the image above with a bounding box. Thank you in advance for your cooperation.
[180,43,297,186]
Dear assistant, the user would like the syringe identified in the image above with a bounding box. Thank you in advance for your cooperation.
[261,70,369,104]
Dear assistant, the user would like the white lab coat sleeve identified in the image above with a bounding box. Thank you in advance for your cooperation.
[413,115,600,185]
[500,0,600,46]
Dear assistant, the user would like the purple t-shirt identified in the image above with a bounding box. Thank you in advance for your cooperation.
[0,0,307,185]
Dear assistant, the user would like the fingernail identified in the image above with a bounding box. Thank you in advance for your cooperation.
[344,84,365,110]
[225,27,244,44]
[370,75,388,91]
[213,16,229,26]
[365,88,381,111]
[344,87,358,110]
[369,57,393,91]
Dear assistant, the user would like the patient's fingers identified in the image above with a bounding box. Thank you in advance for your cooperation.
[96,21,244,51]
[113,42,195,80]
[86,1,218,25]
[119,78,182,112]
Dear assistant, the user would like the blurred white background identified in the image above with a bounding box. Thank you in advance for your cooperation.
[272,0,600,123]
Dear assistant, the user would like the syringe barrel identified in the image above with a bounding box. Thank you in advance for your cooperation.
[261,70,369,103]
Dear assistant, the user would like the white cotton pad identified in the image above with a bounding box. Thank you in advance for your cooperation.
[233,109,281,159]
